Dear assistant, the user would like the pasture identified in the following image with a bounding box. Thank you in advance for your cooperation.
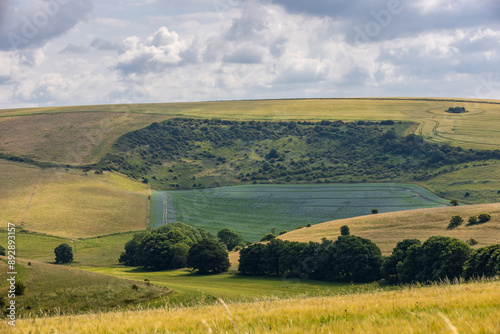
[280,202,500,255]
[0,161,150,238]
[9,280,500,333]
[84,267,379,308]
[152,184,450,241]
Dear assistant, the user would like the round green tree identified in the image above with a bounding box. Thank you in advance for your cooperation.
[217,228,243,251]
[54,243,73,264]
[187,239,230,274]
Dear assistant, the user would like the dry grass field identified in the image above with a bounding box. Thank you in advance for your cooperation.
[280,203,500,255]
[0,160,150,238]
[2,98,500,151]
[7,280,500,333]
[0,112,171,165]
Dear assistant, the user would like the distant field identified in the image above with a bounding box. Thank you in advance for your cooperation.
[280,203,500,255]
[0,258,170,317]
[0,160,150,238]
[153,184,450,241]
[422,161,500,204]
[1,98,500,150]
[0,112,171,165]
[11,280,500,333]
[85,267,378,308]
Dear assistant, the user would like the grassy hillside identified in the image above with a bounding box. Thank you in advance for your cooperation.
[2,98,500,150]
[279,203,500,254]
[155,184,450,241]
[85,267,378,308]
[8,280,500,333]
[0,258,170,318]
[0,160,150,238]
[0,230,136,266]
[0,112,171,165]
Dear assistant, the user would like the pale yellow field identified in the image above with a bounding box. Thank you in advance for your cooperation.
[7,280,500,333]
[280,203,500,255]
[0,112,171,165]
[0,160,150,238]
[1,98,500,151]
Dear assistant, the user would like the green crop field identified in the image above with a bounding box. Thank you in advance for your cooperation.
[152,184,450,241]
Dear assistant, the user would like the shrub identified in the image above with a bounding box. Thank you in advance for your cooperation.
[467,216,478,225]
[0,245,5,256]
[15,282,25,296]
[279,230,288,235]
[340,225,350,236]
[447,215,464,229]
[478,213,491,223]
[306,223,312,228]
[54,243,73,264]
[233,245,242,251]
[450,200,459,206]
[466,239,478,246]
[464,244,500,279]
[296,226,304,230]
[260,233,276,242]
[371,208,379,214]
[381,239,422,284]
[217,228,244,251]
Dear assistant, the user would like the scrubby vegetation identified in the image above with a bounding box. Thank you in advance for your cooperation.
[98,118,500,189]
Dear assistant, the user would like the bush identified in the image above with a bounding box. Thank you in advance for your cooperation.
[467,216,478,225]
[306,223,312,227]
[279,230,288,235]
[260,233,276,242]
[450,200,459,206]
[447,215,464,229]
[466,239,478,246]
[478,213,491,223]
[15,282,26,296]
[371,208,379,214]
[187,239,230,274]
[0,244,5,256]
[340,225,350,236]
[54,243,73,264]
[233,245,242,251]
[381,239,421,285]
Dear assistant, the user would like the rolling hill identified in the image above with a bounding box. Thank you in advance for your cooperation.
[279,203,500,255]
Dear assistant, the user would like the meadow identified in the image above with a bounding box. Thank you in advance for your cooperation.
[152,184,450,240]
[0,160,150,238]
[281,202,500,254]
[0,258,170,318]
[7,280,500,333]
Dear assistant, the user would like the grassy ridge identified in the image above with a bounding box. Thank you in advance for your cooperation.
[0,258,171,318]
[2,98,500,150]
[280,203,500,254]
[156,184,450,241]
[8,280,500,333]
[0,160,150,238]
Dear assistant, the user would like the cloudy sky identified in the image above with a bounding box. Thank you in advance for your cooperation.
[0,0,499,108]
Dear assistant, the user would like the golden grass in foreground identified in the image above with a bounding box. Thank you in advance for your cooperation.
[280,203,500,255]
[7,281,500,333]
[0,161,150,238]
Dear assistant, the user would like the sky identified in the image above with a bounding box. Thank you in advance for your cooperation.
[0,0,499,108]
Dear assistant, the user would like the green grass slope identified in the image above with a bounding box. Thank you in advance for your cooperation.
[0,258,170,317]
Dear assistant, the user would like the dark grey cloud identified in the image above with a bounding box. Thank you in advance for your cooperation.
[272,0,500,45]
[0,0,94,51]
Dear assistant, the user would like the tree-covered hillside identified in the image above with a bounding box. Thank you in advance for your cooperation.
[98,118,500,189]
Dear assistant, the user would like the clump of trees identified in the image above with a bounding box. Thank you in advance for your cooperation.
[382,236,471,284]
[217,228,244,251]
[446,106,467,113]
[187,239,230,274]
[239,234,382,283]
[119,223,220,271]
[447,215,464,229]
[463,244,500,279]
[54,243,73,264]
